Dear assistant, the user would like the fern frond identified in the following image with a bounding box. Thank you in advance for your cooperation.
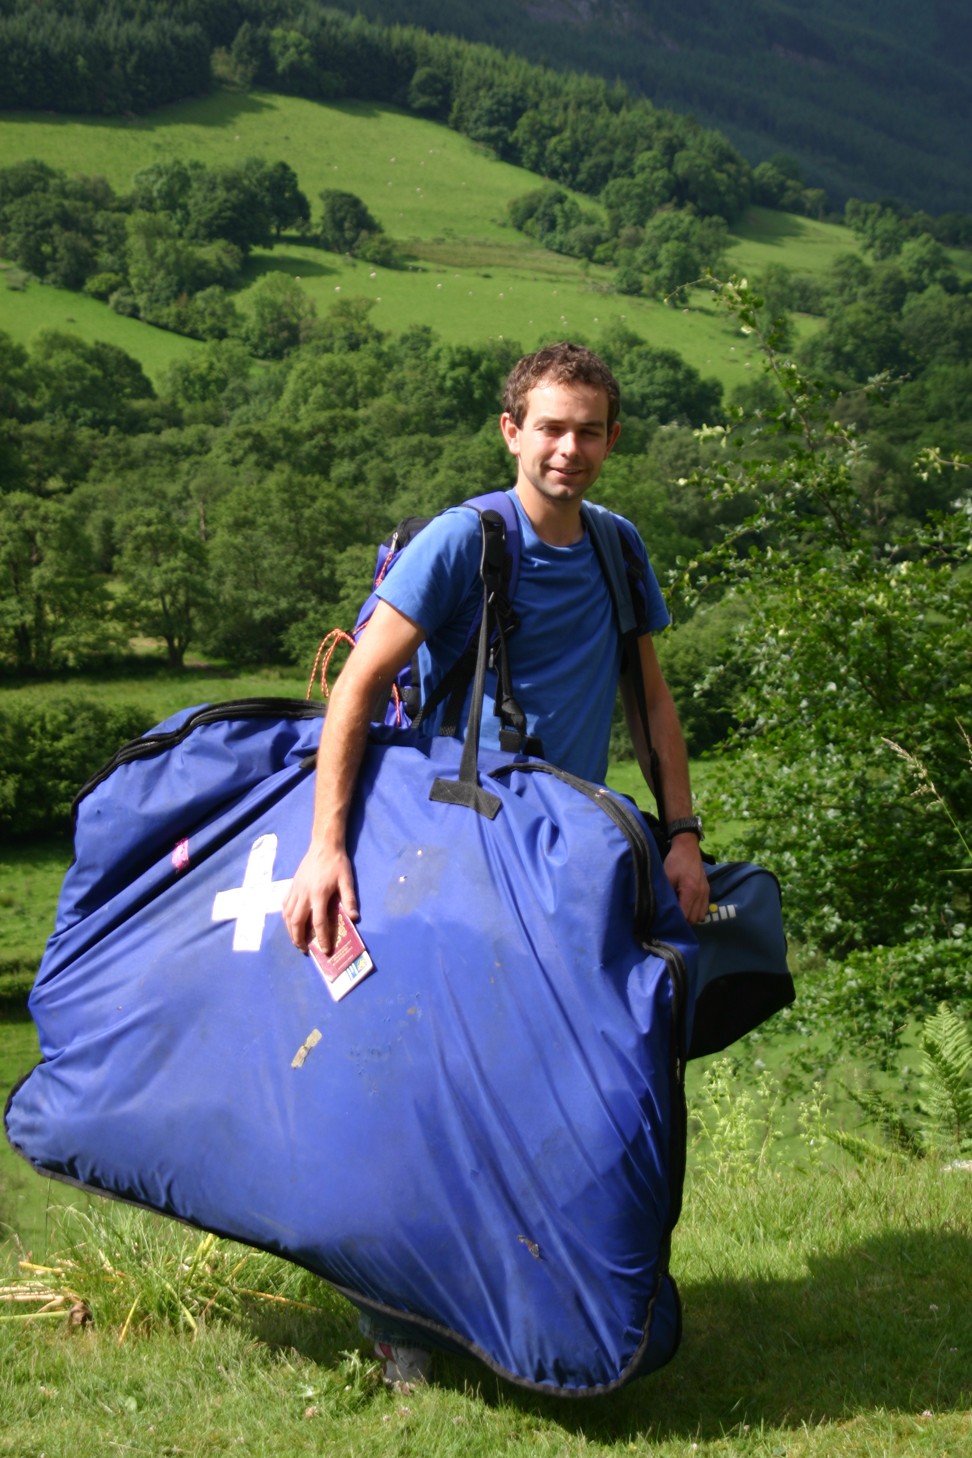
[919,1004,972,1156]
[823,1125,900,1165]
[840,1081,925,1157]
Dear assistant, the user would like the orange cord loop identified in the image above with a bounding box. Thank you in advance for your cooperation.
[305,626,403,723]
[305,629,355,701]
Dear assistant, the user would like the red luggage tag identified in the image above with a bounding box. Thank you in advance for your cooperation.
[308,904,374,1002]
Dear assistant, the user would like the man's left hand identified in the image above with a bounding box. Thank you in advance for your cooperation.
[663,837,710,925]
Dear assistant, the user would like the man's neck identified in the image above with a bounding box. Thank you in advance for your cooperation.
[514,481,586,546]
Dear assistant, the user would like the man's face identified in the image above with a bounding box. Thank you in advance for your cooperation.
[500,380,621,506]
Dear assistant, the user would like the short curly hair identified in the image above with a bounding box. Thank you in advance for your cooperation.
[502,342,621,429]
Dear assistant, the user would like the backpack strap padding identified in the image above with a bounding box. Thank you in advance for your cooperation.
[463,490,522,605]
[581,502,638,636]
[429,510,509,818]
[420,491,522,738]
[582,502,666,824]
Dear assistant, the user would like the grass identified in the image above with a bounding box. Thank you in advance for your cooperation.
[1,1018,95,1258]
[0,90,848,390]
[1,1117,969,1456]
[236,238,765,387]
[726,204,856,277]
[0,262,202,384]
[1,661,311,722]
[0,91,546,245]
[0,839,70,969]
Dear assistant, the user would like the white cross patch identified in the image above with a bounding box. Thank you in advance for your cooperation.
[211,833,293,952]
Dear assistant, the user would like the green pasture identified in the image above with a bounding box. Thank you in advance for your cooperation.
[0,1017,92,1256]
[237,239,773,386]
[0,91,552,246]
[0,91,843,390]
[1,664,310,722]
[0,838,70,969]
[726,204,857,277]
[0,263,202,382]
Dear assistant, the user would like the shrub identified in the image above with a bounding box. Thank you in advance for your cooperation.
[0,696,152,838]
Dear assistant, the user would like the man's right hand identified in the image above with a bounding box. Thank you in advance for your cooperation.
[282,599,426,956]
[283,841,359,955]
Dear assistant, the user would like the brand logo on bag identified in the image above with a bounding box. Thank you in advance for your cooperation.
[211,833,292,951]
[701,902,737,926]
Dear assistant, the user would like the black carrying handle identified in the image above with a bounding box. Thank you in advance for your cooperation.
[429,511,531,818]
[429,505,664,824]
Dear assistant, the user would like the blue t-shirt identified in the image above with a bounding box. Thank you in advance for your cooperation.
[375,492,669,782]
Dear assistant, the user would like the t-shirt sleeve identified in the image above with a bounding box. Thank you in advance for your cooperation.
[373,507,483,640]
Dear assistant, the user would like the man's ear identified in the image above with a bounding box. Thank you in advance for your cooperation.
[499,411,521,455]
[605,421,621,456]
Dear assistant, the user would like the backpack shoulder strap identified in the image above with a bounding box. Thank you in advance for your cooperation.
[581,503,666,823]
[580,501,648,637]
[414,492,534,750]
[462,489,522,604]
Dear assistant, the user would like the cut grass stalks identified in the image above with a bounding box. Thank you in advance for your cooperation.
[0,1205,346,1344]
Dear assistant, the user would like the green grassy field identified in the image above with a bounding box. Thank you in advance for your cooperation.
[0,839,71,968]
[2,663,310,719]
[2,1107,969,1457]
[0,91,847,388]
[0,91,549,244]
[0,264,202,382]
[725,204,854,276]
[0,1017,94,1256]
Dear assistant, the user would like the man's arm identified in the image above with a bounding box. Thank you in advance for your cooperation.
[282,600,425,954]
[620,634,710,924]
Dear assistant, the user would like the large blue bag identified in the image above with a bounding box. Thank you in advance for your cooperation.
[5,699,698,1395]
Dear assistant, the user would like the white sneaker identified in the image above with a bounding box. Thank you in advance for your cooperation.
[374,1339,431,1390]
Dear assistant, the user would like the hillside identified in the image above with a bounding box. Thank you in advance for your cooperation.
[0,90,844,389]
[327,0,972,215]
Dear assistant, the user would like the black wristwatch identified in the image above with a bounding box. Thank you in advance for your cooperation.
[667,815,704,843]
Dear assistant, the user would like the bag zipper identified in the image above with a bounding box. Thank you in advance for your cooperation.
[74,698,325,809]
[490,760,656,931]
[490,758,690,1236]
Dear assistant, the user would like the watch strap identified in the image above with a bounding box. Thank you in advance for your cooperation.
[667,816,704,842]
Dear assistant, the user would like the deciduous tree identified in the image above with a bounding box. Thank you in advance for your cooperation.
[114,508,211,669]
[0,492,115,671]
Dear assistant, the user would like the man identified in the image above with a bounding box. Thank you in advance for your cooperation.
[283,341,708,1385]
